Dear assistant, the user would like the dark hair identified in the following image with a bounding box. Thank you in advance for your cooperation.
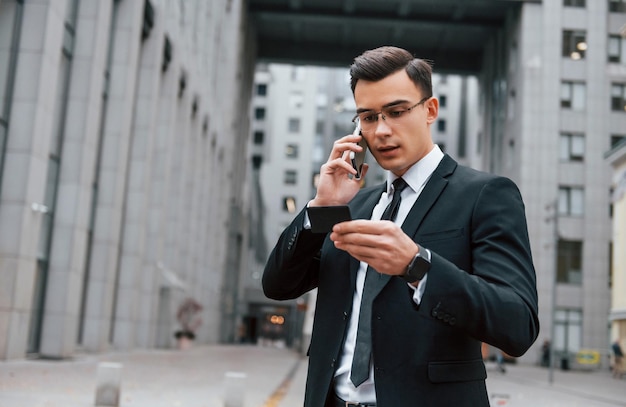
[349,46,433,98]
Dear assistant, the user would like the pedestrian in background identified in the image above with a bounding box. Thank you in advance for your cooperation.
[263,46,539,407]
[612,338,624,379]
[541,339,551,367]
[496,350,507,373]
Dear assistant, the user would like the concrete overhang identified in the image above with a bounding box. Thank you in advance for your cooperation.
[248,0,541,74]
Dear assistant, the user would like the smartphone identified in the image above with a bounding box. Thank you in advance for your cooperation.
[350,120,367,179]
[307,205,352,233]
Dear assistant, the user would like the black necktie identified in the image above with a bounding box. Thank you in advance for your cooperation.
[350,178,408,387]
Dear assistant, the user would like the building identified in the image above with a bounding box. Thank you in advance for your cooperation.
[606,139,626,355]
[0,0,255,359]
[478,1,625,367]
[243,63,319,348]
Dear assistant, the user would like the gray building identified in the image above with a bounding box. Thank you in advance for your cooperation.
[478,1,625,367]
[0,0,255,359]
[242,64,319,348]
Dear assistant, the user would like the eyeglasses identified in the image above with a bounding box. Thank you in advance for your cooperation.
[352,96,430,133]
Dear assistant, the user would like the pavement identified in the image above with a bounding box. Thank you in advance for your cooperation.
[0,344,624,407]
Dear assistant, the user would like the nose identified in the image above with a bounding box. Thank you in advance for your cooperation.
[373,114,392,134]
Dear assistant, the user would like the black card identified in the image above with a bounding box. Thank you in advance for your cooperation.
[307,205,352,233]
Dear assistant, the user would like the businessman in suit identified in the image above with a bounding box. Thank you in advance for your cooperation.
[263,46,539,407]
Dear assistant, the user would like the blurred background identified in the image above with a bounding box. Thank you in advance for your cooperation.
[0,0,625,377]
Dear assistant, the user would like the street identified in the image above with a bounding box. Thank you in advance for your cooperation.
[0,345,624,407]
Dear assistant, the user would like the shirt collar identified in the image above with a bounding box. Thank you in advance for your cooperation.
[386,144,445,194]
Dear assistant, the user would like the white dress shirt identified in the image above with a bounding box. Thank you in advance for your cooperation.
[333,145,444,403]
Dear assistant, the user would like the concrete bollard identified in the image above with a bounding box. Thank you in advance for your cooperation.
[223,371,247,407]
[95,362,123,407]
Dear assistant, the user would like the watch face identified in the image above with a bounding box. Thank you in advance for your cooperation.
[403,247,431,283]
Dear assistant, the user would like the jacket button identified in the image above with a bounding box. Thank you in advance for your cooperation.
[343,312,348,320]
[443,314,450,322]
[449,317,456,325]
[431,310,438,317]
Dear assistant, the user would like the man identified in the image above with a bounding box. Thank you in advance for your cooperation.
[263,46,539,406]
[612,338,623,379]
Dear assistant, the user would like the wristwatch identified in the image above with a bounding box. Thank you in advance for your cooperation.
[402,244,431,283]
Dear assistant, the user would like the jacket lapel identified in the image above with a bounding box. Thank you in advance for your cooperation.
[401,155,456,238]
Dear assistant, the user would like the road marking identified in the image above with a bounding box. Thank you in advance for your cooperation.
[262,359,301,407]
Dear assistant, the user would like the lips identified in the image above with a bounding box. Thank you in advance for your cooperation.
[377,145,398,154]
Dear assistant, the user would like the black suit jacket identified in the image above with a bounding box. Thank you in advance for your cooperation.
[263,155,539,407]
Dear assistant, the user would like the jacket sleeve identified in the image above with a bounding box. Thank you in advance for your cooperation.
[420,176,539,357]
[262,207,327,300]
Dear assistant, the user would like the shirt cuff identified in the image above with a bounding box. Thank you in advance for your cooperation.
[303,201,313,229]
[407,266,428,305]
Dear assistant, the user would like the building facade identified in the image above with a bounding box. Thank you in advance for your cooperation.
[607,140,626,357]
[0,0,255,360]
[243,64,320,348]
[479,1,626,366]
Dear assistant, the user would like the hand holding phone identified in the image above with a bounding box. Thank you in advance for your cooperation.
[350,120,367,179]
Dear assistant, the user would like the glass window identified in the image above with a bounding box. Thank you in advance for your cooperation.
[554,308,582,355]
[284,170,297,185]
[608,35,626,63]
[437,119,446,133]
[562,30,587,60]
[251,155,262,169]
[288,118,300,133]
[609,0,626,12]
[285,144,299,158]
[559,133,585,162]
[611,84,626,111]
[315,120,324,135]
[255,107,266,120]
[561,81,586,110]
[611,134,626,148]
[256,83,267,96]
[557,240,583,284]
[253,131,264,144]
[439,94,447,108]
[564,0,585,6]
[283,196,297,213]
[558,186,584,216]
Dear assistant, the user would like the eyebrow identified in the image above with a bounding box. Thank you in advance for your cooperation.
[355,99,412,114]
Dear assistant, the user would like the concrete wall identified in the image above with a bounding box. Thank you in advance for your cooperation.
[0,0,256,360]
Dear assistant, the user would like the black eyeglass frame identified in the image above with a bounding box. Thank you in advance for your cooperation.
[351,96,431,125]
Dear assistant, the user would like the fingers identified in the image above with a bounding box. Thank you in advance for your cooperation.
[330,220,399,250]
[330,134,364,160]
[330,220,416,275]
[321,136,366,178]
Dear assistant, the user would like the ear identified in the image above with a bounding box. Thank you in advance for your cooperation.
[425,97,439,125]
